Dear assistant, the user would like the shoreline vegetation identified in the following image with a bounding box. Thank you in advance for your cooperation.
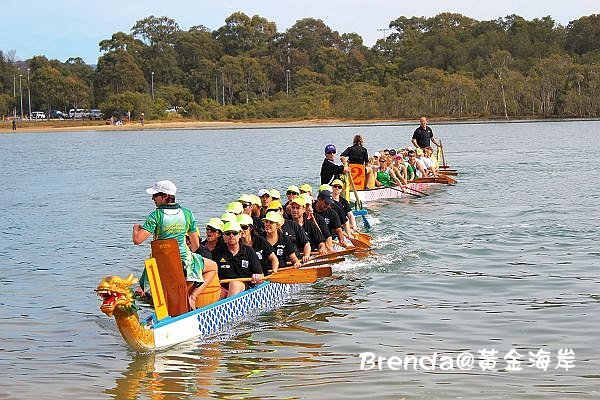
[2,13,600,127]
[2,116,597,134]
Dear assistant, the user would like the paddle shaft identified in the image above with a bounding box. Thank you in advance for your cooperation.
[347,172,363,210]
[220,268,318,284]
[388,186,422,198]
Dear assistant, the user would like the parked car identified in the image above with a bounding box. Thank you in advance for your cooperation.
[49,110,65,120]
[31,111,46,120]
[89,109,103,120]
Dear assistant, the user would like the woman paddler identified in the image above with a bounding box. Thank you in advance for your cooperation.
[238,214,279,275]
[201,217,225,254]
[262,211,302,269]
[212,220,264,298]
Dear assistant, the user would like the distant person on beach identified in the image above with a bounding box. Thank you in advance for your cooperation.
[411,116,440,149]
[12,119,17,131]
[140,113,145,127]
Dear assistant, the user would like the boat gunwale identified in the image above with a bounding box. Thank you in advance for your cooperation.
[151,281,272,329]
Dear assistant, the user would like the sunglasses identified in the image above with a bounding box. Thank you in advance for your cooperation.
[332,185,342,189]
[242,203,251,208]
[286,191,299,195]
[326,151,336,155]
[224,231,239,236]
[240,225,251,230]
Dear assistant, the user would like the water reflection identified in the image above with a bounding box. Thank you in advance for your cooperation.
[106,344,221,399]
[104,280,365,399]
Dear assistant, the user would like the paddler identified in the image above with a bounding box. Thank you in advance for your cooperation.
[212,220,263,297]
[262,211,302,268]
[238,214,279,275]
[289,195,327,255]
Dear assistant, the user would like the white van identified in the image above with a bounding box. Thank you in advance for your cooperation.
[68,108,86,119]
[31,111,46,120]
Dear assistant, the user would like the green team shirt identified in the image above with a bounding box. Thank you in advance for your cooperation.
[376,170,393,187]
[142,203,204,281]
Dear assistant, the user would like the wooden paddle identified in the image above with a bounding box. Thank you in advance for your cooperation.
[438,174,457,185]
[277,264,334,278]
[402,185,430,196]
[220,267,318,284]
[388,186,422,198]
[347,172,363,210]
[354,231,372,244]
[310,248,355,259]
[346,173,371,230]
[302,256,345,268]
[349,236,370,249]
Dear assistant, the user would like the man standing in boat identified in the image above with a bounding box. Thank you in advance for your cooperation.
[132,180,218,310]
[411,116,440,149]
[320,144,349,184]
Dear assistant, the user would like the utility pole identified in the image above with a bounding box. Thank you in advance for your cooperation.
[286,69,290,95]
[19,74,23,120]
[13,75,16,118]
[27,68,31,120]
[151,71,155,100]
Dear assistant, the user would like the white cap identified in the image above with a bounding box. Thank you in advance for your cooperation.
[258,188,270,197]
[373,152,381,157]
[146,180,177,195]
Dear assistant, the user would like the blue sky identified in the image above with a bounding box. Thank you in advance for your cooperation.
[1,0,597,64]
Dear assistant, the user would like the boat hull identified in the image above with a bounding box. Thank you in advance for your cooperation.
[349,182,435,203]
[150,281,301,350]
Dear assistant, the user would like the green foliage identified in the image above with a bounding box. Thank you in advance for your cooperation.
[99,91,153,118]
[2,12,600,120]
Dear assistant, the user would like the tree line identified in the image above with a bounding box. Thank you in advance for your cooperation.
[1,12,599,121]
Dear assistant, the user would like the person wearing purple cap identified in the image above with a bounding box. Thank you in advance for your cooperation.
[320,144,349,184]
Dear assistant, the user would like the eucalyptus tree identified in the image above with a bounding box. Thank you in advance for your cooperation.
[528,54,574,117]
[94,49,147,102]
[213,12,278,57]
[565,14,600,55]
[131,16,184,87]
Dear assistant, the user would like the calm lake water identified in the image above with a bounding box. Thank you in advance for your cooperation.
[1,120,599,399]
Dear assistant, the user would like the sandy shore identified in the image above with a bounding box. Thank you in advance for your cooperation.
[0,117,411,134]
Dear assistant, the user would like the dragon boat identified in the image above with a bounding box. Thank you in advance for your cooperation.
[97,274,302,352]
[96,239,314,352]
[345,158,457,204]
[96,239,354,352]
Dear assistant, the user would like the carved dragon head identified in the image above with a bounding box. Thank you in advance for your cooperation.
[96,274,138,317]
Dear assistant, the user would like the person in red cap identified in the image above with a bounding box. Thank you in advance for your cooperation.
[320,144,349,184]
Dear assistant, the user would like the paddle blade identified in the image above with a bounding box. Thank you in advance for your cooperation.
[349,236,370,250]
[316,266,332,278]
[268,268,318,284]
